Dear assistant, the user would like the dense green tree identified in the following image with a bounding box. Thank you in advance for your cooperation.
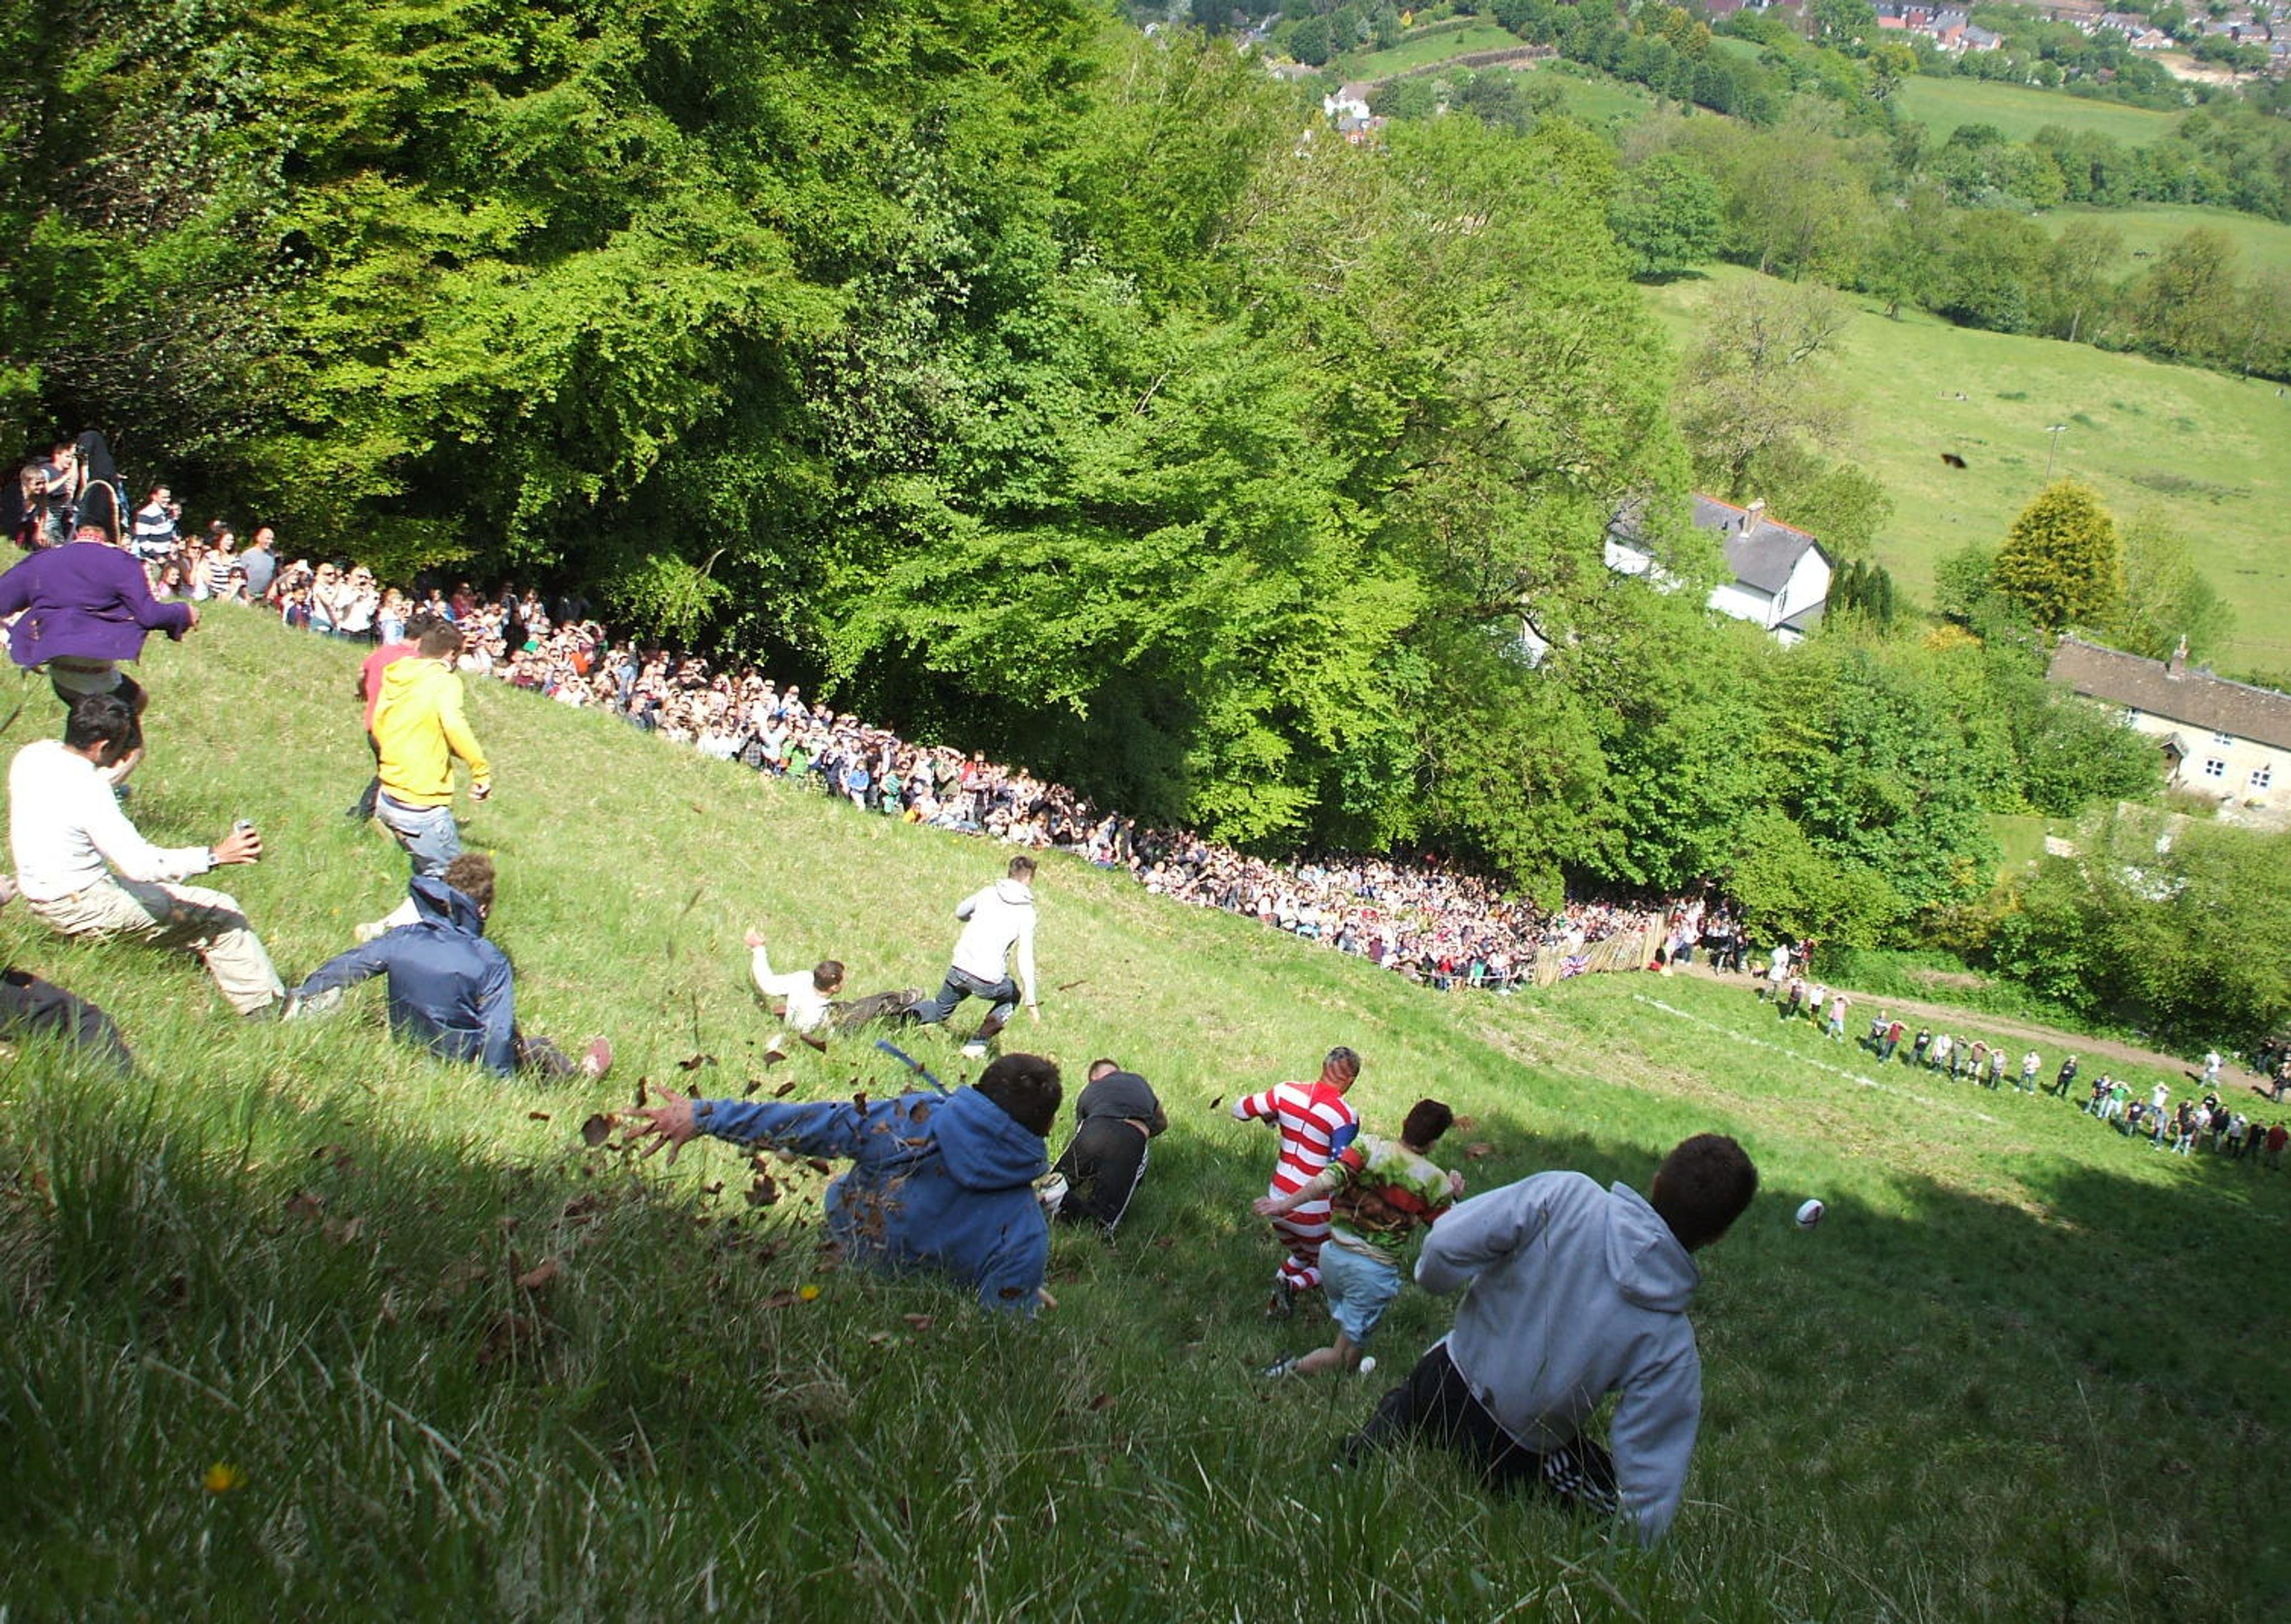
[1994,481,2123,632]
[1674,277,1852,499]
[2129,227,2240,365]
[2113,511,2235,663]
[1608,154,1722,281]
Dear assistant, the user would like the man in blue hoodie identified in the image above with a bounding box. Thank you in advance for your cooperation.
[283,853,609,1082]
[624,1053,1061,1313]
[1342,1133,1757,1545]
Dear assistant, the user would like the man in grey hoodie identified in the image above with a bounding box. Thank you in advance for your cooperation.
[1342,1133,1757,1544]
[907,855,1041,1058]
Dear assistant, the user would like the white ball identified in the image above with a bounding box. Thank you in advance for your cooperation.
[1795,1198,1826,1229]
[1357,1356,1378,1376]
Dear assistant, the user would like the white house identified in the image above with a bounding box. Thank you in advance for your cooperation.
[1604,495,1834,644]
[2047,635,2291,824]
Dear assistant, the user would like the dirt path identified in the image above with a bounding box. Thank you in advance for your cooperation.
[1678,961,2270,1095]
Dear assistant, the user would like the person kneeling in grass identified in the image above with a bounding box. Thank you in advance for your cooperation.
[1342,1132,1757,1546]
[1256,1098,1463,1378]
[284,853,609,1082]
[622,1053,1061,1314]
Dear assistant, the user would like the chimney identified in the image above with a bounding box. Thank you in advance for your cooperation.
[1745,498,1765,531]
[2167,635,2188,677]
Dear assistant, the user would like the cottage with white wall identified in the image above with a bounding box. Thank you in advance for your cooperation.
[2048,635,2291,823]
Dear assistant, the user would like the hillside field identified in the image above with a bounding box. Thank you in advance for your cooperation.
[1649,264,2291,673]
[1342,23,1520,77]
[0,612,2281,1618]
[1891,74,2181,145]
[2038,201,2291,281]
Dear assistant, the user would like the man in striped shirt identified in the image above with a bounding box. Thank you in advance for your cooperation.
[1257,1098,1463,1377]
[1233,1046,1361,1314]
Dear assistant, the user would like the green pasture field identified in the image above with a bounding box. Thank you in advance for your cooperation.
[1342,23,1520,77]
[1649,264,2291,673]
[2038,202,2291,281]
[1892,74,2181,147]
[1545,64,1660,126]
[2,612,2283,1617]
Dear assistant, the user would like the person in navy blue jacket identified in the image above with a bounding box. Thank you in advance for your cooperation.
[284,853,609,1081]
[625,1053,1062,1313]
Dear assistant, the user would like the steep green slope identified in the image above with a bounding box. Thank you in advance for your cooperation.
[0,610,2280,1618]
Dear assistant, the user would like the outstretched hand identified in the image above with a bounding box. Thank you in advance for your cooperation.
[620,1083,701,1165]
[743,927,766,950]
[1252,1192,1298,1220]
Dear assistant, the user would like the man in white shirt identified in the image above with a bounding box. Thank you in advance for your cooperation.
[744,926,843,1064]
[9,693,282,1014]
[907,855,1041,1059]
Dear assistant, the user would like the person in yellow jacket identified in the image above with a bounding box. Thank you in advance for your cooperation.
[360,621,492,940]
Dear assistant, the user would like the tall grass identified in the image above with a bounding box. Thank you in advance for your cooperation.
[0,610,2282,1618]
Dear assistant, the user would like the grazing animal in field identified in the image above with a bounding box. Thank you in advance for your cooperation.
[1940,452,1967,469]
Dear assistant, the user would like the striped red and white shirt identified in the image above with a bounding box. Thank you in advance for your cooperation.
[1236,1080,1359,1196]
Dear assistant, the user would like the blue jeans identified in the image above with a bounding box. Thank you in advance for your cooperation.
[375,794,462,879]
[907,966,1019,1038]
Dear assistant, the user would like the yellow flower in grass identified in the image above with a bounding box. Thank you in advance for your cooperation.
[202,1461,247,1494]
[798,1284,821,1302]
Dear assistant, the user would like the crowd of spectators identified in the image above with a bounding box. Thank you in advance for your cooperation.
[100,488,1712,992]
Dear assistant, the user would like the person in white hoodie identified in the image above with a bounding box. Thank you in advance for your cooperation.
[1342,1133,1757,1545]
[908,855,1040,1058]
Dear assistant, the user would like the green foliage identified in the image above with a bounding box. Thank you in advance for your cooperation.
[1990,811,2291,1046]
[2111,510,2235,663]
[1675,277,1852,499]
[1609,153,1722,281]
[1726,808,1904,946]
[1994,480,2123,632]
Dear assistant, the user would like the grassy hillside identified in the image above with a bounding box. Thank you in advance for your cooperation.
[1892,75,2181,145]
[1344,23,1520,77]
[2038,201,2291,280]
[1649,264,2291,673]
[2,612,2284,1618]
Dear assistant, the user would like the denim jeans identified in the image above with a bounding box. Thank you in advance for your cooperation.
[375,794,462,879]
[908,966,1020,1037]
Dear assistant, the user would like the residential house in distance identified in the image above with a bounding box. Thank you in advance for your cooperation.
[2047,635,2291,824]
[1604,494,1834,644]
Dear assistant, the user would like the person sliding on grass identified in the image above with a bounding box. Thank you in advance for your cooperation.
[1234,1045,1361,1316]
[285,853,609,1082]
[906,855,1040,1059]
[1257,1097,1462,1378]
[1049,1058,1167,1236]
[1342,1133,1757,1546]
[623,1052,1062,1314]
[744,926,922,1065]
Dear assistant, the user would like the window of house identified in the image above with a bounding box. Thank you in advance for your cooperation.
[2202,758,2227,778]
[2254,765,2275,791]
[2213,730,2236,746]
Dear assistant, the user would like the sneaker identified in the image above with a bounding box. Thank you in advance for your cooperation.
[1260,1355,1299,1380]
[579,1037,614,1080]
[960,1040,989,1060]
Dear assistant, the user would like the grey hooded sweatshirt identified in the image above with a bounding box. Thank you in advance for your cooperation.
[1415,1170,1704,1543]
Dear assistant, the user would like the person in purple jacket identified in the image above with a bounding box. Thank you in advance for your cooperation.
[0,521,199,777]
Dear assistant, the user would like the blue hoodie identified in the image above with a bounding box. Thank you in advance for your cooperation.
[290,874,519,1075]
[692,1087,1049,1312]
